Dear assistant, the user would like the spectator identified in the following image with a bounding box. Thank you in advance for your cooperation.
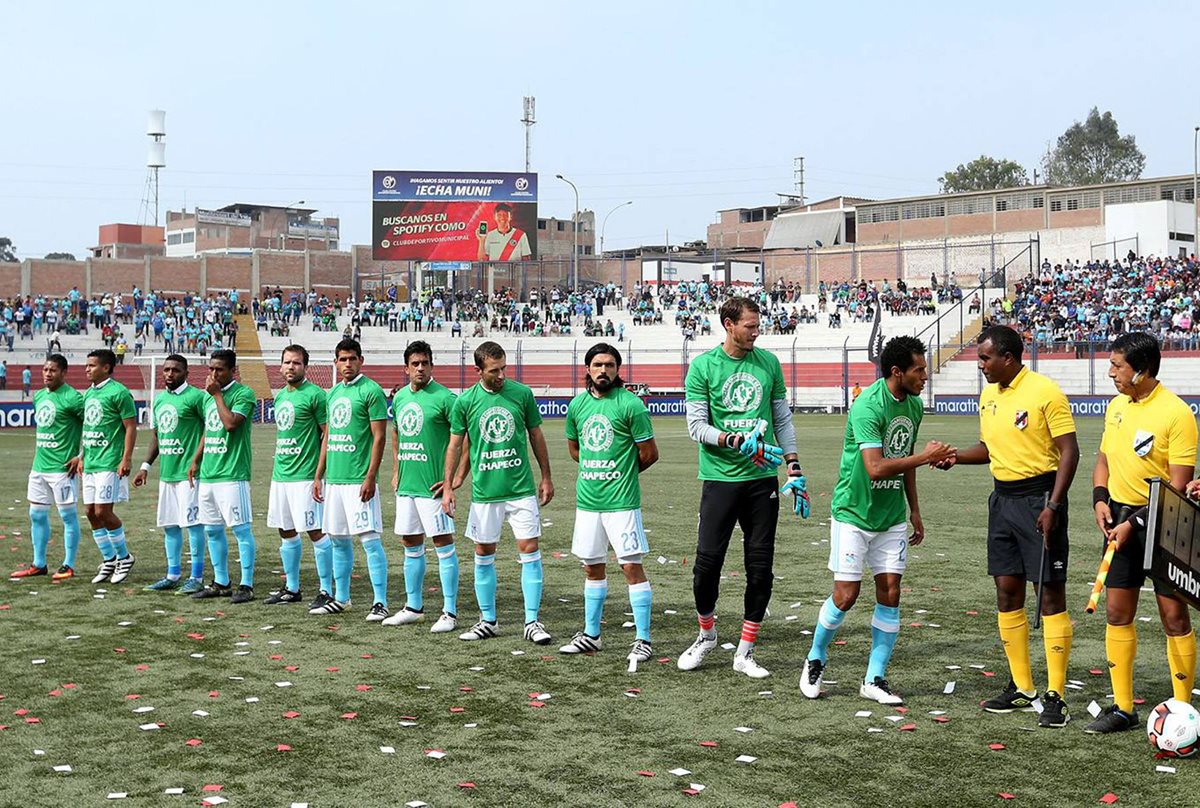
[21,366,31,399]
[0,360,7,389]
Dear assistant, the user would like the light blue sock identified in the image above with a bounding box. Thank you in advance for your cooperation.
[519,550,544,624]
[280,537,302,592]
[474,553,497,623]
[186,525,206,580]
[29,505,50,569]
[808,596,849,664]
[437,544,459,616]
[866,604,902,682]
[403,543,426,611]
[205,525,230,586]
[584,578,608,638]
[109,526,128,559]
[629,581,653,642]
[362,537,388,608]
[331,536,354,604]
[231,523,256,587]
[59,506,81,568]
[92,527,114,561]
[163,526,183,579]
[312,536,333,595]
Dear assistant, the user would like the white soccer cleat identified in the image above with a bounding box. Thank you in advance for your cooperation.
[799,658,824,699]
[559,632,602,654]
[627,638,653,664]
[366,602,390,622]
[91,559,116,584]
[733,650,771,679]
[677,632,718,671]
[860,676,904,706]
[429,612,458,634]
[381,607,424,627]
[459,620,498,641]
[524,620,552,646]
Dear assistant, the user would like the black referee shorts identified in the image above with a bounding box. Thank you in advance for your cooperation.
[1104,500,1170,595]
[986,473,1069,583]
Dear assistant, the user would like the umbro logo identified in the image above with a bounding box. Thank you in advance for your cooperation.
[1177,672,1187,680]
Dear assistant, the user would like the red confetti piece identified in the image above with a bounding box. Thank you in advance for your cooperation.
[898,723,917,731]
[1089,669,1104,675]
[326,625,339,631]
[1099,794,1118,805]
[355,685,373,692]
[982,671,996,677]
[113,648,126,654]
[637,771,655,777]
[894,707,909,714]
[13,708,28,716]
[285,666,299,672]
[657,658,671,664]
[0,605,9,611]
[173,617,185,624]
[209,691,220,698]
[449,707,465,714]
[0,726,8,731]
[361,654,374,659]
[326,667,339,672]
[459,686,473,692]
[400,715,418,721]
[833,640,847,646]
[932,716,950,724]
[699,741,719,748]
[186,738,203,747]
[62,684,76,690]
[1133,698,1145,705]
[683,788,702,796]
[781,803,799,808]
[457,783,476,789]
[276,744,292,752]
[214,611,225,617]
[269,655,283,661]
[999,793,1016,800]
[125,694,141,701]
[47,690,61,697]
[965,610,979,616]
[528,700,546,708]
[238,634,249,638]
[135,664,150,671]
[989,743,1006,751]
[24,717,40,724]
[187,633,205,640]
[201,785,223,793]
[340,712,358,720]
[282,711,301,719]
[626,688,642,694]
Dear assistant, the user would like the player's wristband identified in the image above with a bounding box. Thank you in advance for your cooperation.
[787,460,802,477]
[1092,486,1110,507]
[1046,500,1061,513]
[140,462,153,473]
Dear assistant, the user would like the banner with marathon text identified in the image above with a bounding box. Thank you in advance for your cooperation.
[934,394,1200,418]
[372,170,538,262]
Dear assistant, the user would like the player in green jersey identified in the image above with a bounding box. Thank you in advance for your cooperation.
[382,340,466,633]
[80,349,138,585]
[133,354,208,593]
[560,343,659,670]
[677,297,802,679]
[266,345,330,607]
[442,341,556,645]
[312,339,390,620]
[800,336,954,705]
[12,355,84,581]
[188,350,259,604]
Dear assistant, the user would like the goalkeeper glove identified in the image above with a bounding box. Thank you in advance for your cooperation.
[780,470,810,518]
[730,419,784,469]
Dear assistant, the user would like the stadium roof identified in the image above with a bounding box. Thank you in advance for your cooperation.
[219,203,318,215]
[856,174,1198,208]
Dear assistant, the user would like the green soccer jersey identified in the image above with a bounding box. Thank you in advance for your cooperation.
[831,378,924,532]
[393,379,456,499]
[199,381,257,483]
[324,374,389,485]
[152,384,207,483]
[32,384,84,474]
[450,379,542,504]
[273,380,328,483]
[684,345,787,482]
[565,387,654,512]
[82,378,137,473]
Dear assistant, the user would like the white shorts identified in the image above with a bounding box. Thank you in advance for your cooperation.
[465,495,541,544]
[157,480,201,528]
[571,508,648,565]
[829,516,909,582]
[268,480,323,533]
[321,483,383,537]
[28,471,78,507]
[82,471,129,505]
[394,495,454,538]
[198,480,252,527]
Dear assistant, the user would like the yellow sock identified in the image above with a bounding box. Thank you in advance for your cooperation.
[1167,631,1197,703]
[998,609,1034,693]
[1106,623,1137,713]
[1042,611,1073,695]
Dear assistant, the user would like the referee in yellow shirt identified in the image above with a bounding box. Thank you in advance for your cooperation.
[1086,332,1198,734]
[937,325,1080,727]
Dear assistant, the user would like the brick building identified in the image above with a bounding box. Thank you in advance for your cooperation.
[90,224,164,260]
[164,204,340,257]
[536,210,596,259]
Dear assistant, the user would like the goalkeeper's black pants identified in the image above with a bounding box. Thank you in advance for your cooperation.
[692,477,779,624]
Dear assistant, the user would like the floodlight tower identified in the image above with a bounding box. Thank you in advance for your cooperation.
[142,110,167,226]
[522,97,536,172]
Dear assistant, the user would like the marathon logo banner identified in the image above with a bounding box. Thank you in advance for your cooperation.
[934,395,1200,418]
[1145,478,1200,611]
[372,171,538,262]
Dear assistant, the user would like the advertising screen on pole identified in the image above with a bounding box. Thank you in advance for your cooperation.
[372,170,538,261]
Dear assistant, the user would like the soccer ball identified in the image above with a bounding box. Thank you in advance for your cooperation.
[1146,699,1200,758]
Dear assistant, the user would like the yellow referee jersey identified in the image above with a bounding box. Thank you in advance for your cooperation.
[979,366,1076,482]
[1100,382,1198,506]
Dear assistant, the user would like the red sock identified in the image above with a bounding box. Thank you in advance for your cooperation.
[740,620,761,644]
[697,613,715,632]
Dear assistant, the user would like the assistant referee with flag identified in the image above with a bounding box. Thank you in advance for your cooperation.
[1087,332,1197,734]
[936,325,1080,728]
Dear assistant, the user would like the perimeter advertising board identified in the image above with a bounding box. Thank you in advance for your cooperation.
[372,170,538,261]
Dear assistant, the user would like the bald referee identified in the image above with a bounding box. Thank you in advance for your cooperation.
[1087,332,1197,734]
[936,325,1080,728]
[677,296,802,680]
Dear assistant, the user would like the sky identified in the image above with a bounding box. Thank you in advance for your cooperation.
[4,0,1198,259]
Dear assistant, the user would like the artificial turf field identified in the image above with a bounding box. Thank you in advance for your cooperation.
[0,414,1196,808]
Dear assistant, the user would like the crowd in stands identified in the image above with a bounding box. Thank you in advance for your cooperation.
[990,253,1200,352]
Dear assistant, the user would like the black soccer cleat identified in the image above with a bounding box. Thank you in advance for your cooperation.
[230,585,255,604]
[191,582,233,600]
[981,680,1038,713]
[1084,704,1139,734]
[1038,690,1070,728]
[307,591,334,612]
[264,588,303,605]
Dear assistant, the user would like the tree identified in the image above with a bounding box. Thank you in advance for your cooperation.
[1041,107,1145,186]
[44,252,76,261]
[0,237,16,263]
[939,156,1029,193]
